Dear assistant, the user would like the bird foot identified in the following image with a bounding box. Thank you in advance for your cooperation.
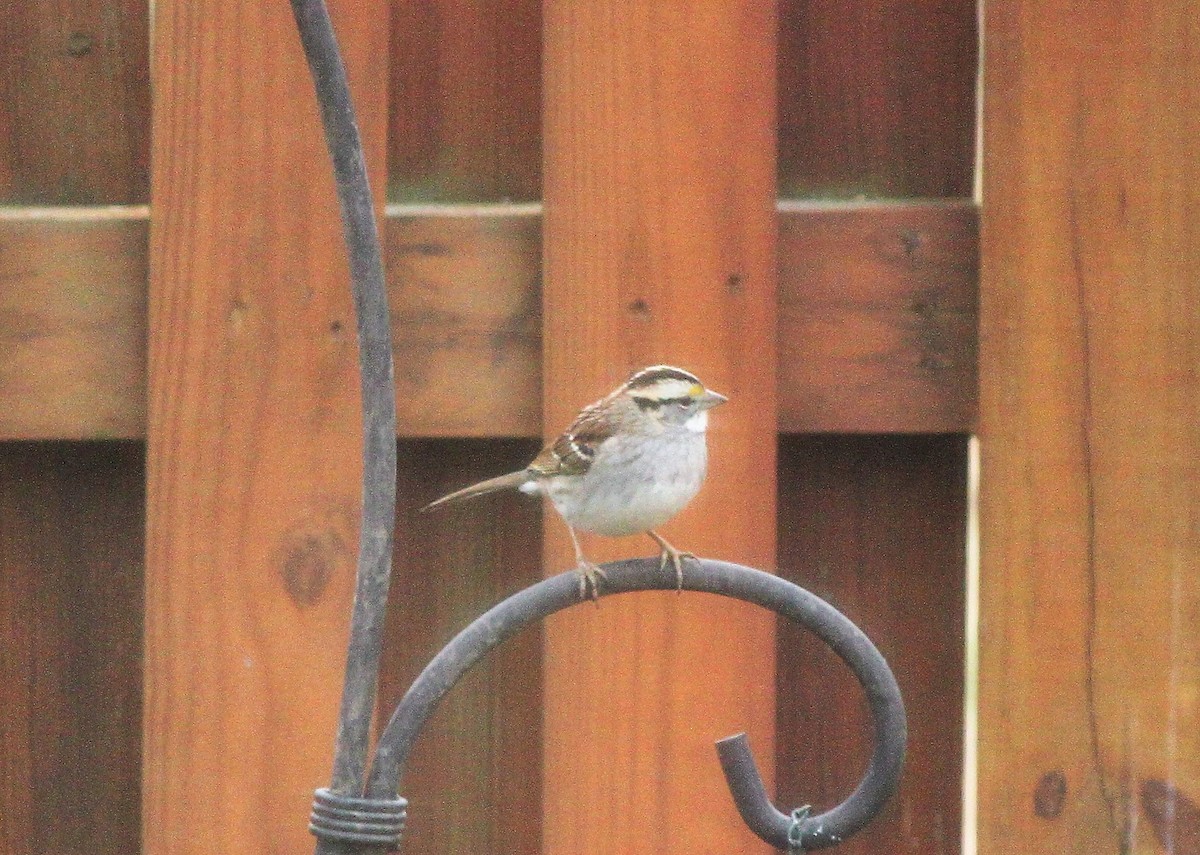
[658,545,696,592]
[576,560,608,602]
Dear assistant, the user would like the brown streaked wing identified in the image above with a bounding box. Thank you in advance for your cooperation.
[527,405,616,479]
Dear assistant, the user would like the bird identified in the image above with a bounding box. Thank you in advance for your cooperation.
[422,365,727,600]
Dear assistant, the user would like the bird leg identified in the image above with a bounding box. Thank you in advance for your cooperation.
[647,530,695,592]
[568,525,606,602]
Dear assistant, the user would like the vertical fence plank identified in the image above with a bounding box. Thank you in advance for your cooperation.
[144,2,388,853]
[542,2,778,851]
[0,2,152,850]
[777,0,977,199]
[381,438,543,855]
[979,1,1200,852]
[775,2,976,853]
[0,0,150,203]
[777,435,966,855]
[388,0,541,202]
[0,442,144,855]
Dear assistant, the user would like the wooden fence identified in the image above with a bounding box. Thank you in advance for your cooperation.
[10,1,1191,855]
[9,2,975,853]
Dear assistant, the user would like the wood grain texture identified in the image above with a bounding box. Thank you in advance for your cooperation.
[0,218,147,439]
[381,438,542,855]
[542,2,778,851]
[389,0,541,202]
[777,435,966,855]
[0,441,144,855]
[778,0,977,199]
[388,211,541,435]
[779,202,978,432]
[979,2,1200,853]
[0,0,150,203]
[2,204,977,439]
[144,2,388,853]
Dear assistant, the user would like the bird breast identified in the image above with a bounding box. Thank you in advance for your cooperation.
[543,430,708,537]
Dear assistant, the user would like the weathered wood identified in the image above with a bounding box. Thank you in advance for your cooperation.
[388,210,542,435]
[388,0,541,202]
[381,438,543,855]
[541,2,778,851]
[0,217,147,439]
[979,1,1200,852]
[0,203,977,440]
[0,442,144,855]
[0,0,150,203]
[777,435,966,855]
[779,201,978,433]
[778,0,977,199]
[143,2,388,853]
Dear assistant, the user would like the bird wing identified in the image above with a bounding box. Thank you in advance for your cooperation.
[527,404,615,479]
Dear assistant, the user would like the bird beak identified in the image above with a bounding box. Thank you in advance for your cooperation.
[697,390,728,410]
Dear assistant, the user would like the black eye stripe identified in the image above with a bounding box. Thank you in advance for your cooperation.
[634,396,692,411]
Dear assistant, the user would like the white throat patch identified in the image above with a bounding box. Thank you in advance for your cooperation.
[685,411,709,433]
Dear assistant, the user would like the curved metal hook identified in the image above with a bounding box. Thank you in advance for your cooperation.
[363,558,906,852]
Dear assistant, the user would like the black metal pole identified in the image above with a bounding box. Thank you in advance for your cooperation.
[286,0,398,802]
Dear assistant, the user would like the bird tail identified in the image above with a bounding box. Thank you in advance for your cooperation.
[420,470,533,512]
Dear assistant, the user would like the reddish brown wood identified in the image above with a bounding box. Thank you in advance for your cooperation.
[777,434,966,855]
[778,202,978,432]
[979,0,1200,851]
[144,1,388,852]
[389,0,541,201]
[0,442,144,855]
[0,217,147,439]
[778,0,977,199]
[1142,779,1200,855]
[387,211,541,435]
[381,438,542,855]
[0,0,150,203]
[542,1,778,851]
[1,204,978,440]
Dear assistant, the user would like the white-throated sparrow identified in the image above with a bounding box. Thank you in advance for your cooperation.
[422,365,727,599]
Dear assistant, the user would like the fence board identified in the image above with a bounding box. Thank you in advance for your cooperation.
[0,442,144,855]
[0,218,147,439]
[0,0,150,203]
[779,202,977,432]
[388,211,542,435]
[541,2,778,851]
[389,0,540,202]
[1,204,977,440]
[143,2,388,853]
[0,5,985,855]
[778,0,977,198]
[777,435,966,855]
[979,1,1200,852]
[381,438,542,855]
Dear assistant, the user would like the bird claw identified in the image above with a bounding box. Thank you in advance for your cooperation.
[576,560,608,602]
[658,546,696,592]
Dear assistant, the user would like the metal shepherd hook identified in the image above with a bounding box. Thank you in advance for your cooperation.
[285,1,908,852]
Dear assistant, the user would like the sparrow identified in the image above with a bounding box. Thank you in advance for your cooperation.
[422,365,727,599]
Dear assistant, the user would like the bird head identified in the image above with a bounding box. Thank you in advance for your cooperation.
[621,365,728,431]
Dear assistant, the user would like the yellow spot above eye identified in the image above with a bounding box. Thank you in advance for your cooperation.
[689,383,704,397]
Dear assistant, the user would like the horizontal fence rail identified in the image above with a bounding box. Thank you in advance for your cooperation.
[0,202,977,440]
